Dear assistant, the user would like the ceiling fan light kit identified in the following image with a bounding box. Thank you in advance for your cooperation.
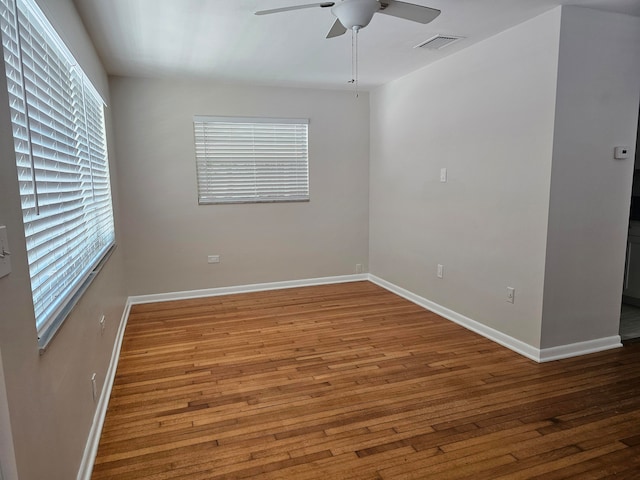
[332,0,380,29]
[255,0,441,93]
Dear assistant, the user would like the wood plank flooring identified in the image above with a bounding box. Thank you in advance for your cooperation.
[92,281,640,479]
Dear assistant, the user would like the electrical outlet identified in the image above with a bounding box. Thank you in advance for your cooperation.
[507,287,515,304]
[207,255,220,264]
[614,146,629,160]
[99,314,105,335]
[437,264,444,279]
[440,168,447,183]
[0,226,11,278]
[356,264,363,274]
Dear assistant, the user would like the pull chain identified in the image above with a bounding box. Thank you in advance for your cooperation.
[351,28,355,85]
[350,26,360,98]
[355,26,359,98]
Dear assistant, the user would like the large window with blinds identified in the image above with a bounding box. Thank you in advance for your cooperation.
[193,116,310,204]
[0,0,115,346]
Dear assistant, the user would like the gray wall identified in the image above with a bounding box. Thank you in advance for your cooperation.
[541,7,640,347]
[369,5,640,351]
[1,2,639,478]
[0,0,127,478]
[369,9,562,348]
[0,353,18,479]
[110,77,370,295]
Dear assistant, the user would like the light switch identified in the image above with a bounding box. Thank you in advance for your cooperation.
[0,226,11,278]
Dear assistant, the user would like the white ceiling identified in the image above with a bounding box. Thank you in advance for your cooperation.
[72,0,640,90]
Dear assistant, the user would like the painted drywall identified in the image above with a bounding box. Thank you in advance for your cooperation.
[0,0,127,478]
[0,351,18,480]
[369,9,562,348]
[111,78,370,295]
[541,7,640,348]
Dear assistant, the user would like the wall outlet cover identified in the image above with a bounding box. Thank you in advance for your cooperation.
[0,226,11,279]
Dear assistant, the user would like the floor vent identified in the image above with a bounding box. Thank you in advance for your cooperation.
[415,34,463,50]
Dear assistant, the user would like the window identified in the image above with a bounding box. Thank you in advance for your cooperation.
[193,116,309,204]
[0,0,115,347]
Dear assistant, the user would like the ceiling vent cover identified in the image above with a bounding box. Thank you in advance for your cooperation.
[415,34,463,50]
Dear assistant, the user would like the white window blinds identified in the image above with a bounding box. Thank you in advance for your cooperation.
[0,0,115,339]
[193,116,310,204]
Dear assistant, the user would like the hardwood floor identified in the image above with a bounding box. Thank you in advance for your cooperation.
[92,281,640,479]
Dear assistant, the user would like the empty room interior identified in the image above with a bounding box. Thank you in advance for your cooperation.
[1,0,640,478]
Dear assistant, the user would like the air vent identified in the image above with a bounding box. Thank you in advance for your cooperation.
[415,34,463,50]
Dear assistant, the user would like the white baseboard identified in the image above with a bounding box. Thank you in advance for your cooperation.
[128,274,369,305]
[368,274,622,363]
[368,274,542,362]
[538,336,622,362]
[77,299,132,480]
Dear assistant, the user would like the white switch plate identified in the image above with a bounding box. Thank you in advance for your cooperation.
[440,168,447,182]
[0,226,11,278]
[208,255,220,264]
[437,264,444,279]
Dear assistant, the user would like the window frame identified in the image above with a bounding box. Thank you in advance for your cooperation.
[193,116,310,205]
[0,0,116,351]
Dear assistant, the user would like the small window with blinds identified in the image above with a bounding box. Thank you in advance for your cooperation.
[0,0,115,348]
[193,116,310,204]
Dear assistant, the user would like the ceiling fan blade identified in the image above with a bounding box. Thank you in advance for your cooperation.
[326,18,347,38]
[255,2,334,16]
[378,1,441,24]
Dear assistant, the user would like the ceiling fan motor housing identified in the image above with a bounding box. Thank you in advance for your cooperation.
[332,0,380,29]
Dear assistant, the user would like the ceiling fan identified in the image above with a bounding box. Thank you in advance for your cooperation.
[255,0,441,39]
[256,0,441,95]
